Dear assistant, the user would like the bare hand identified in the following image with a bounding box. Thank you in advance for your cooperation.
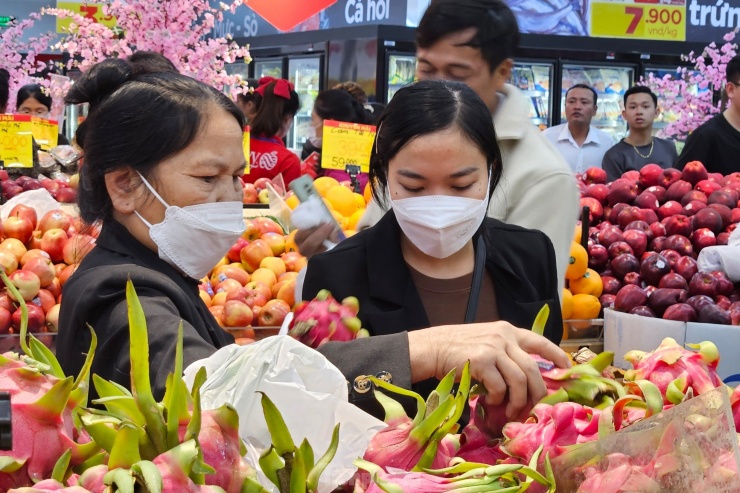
[294,223,339,258]
[408,321,570,421]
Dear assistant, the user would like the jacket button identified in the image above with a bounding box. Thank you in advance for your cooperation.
[353,375,372,394]
[374,371,392,384]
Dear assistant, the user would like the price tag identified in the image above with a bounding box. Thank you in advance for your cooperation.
[31,117,59,151]
[56,2,117,33]
[591,2,686,41]
[0,115,34,169]
[242,126,251,175]
[321,120,376,173]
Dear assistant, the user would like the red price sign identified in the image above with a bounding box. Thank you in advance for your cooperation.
[591,2,686,41]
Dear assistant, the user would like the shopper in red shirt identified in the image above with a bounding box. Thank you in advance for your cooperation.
[244,78,301,186]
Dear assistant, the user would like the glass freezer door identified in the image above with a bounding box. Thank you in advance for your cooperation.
[288,57,321,151]
[509,62,553,129]
[387,55,417,103]
[254,60,283,80]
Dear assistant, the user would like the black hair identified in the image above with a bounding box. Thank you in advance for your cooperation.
[365,102,386,125]
[249,80,300,137]
[16,84,52,112]
[332,81,368,105]
[313,89,369,125]
[624,85,657,107]
[126,51,178,75]
[237,78,261,105]
[370,80,502,205]
[416,0,519,73]
[0,69,8,112]
[566,84,598,105]
[65,58,245,224]
[727,55,740,83]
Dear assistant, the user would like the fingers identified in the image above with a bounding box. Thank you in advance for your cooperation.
[508,344,548,410]
[517,329,572,369]
[477,364,507,407]
[494,352,529,418]
[293,223,336,258]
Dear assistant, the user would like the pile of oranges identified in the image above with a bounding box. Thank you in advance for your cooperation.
[285,176,371,235]
[562,224,603,335]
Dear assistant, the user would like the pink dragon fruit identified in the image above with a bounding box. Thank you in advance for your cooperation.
[454,397,507,465]
[730,385,740,433]
[153,440,230,493]
[7,479,93,492]
[577,453,661,493]
[624,338,722,405]
[289,289,369,348]
[501,402,602,464]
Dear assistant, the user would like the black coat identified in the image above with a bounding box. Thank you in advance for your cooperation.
[303,211,562,414]
[57,220,233,401]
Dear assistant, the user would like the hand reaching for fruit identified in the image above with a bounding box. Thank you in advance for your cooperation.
[407,321,571,426]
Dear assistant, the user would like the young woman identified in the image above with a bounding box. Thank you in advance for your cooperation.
[301,88,371,190]
[303,80,568,424]
[15,84,69,145]
[244,78,301,187]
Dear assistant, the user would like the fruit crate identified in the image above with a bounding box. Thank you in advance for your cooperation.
[560,319,604,354]
[0,333,57,354]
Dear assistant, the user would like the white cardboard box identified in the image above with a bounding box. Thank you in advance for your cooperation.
[604,308,740,386]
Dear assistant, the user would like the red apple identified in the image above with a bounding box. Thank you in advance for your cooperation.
[716,295,732,311]
[617,206,645,229]
[690,228,717,252]
[281,251,306,273]
[600,294,616,310]
[687,295,715,314]
[227,238,249,263]
[708,190,736,209]
[680,190,708,206]
[597,225,624,248]
[614,284,648,312]
[223,300,254,327]
[659,272,689,290]
[664,215,692,237]
[695,179,722,196]
[681,161,708,185]
[40,229,69,263]
[644,185,667,204]
[20,249,50,267]
[611,253,640,279]
[657,201,683,220]
[601,276,622,295]
[623,272,643,286]
[11,304,45,333]
[240,239,274,273]
[46,304,60,332]
[33,289,56,313]
[0,293,15,314]
[625,220,653,241]
[8,269,41,301]
[2,215,33,244]
[621,170,640,183]
[659,168,682,188]
[689,272,718,297]
[640,253,671,286]
[634,192,659,212]
[214,278,242,296]
[261,232,286,256]
[3,185,23,199]
[62,234,96,265]
[588,244,609,271]
[674,256,699,281]
[698,304,731,324]
[638,163,664,188]
[719,187,740,203]
[242,183,258,204]
[693,208,723,234]
[55,187,77,203]
[580,197,603,223]
[8,204,37,230]
[0,250,18,275]
[708,172,726,184]
[253,177,272,192]
[585,184,609,204]
[23,256,56,288]
[682,200,706,217]
[241,220,261,242]
[0,307,11,334]
[583,167,608,185]
[709,270,734,296]
[58,264,79,286]
[663,236,693,257]
[252,217,283,236]
[629,306,656,317]
[622,229,648,257]
[649,236,667,252]
[718,232,731,245]
[608,241,634,260]
[707,204,732,228]
[660,249,682,268]
[663,303,697,321]
[38,210,72,233]
[648,288,689,317]
[666,180,692,202]
[256,299,291,327]
[649,222,666,239]
[607,180,639,206]
[46,278,61,300]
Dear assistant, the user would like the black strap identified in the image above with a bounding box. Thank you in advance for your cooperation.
[464,235,487,324]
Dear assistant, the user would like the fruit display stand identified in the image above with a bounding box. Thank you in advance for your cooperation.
[560,318,605,355]
[604,307,740,385]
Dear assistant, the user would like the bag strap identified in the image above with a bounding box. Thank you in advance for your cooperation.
[464,235,487,324]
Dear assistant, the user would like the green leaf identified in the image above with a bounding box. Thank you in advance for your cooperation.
[70,324,98,408]
[184,367,207,444]
[108,422,142,469]
[51,449,72,483]
[259,446,284,489]
[299,438,315,473]
[165,322,187,450]
[532,303,550,336]
[367,375,426,427]
[30,376,74,419]
[131,460,162,493]
[0,457,26,473]
[0,268,30,357]
[241,476,270,493]
[306,423,340,492]
[259,392,295,456]
[104,468,135,493]
[289,444,307,493]
[28,336,64,379]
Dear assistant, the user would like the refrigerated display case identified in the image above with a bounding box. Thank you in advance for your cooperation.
[509,61,553,129]
[254,59,283,80]
[287,56,322,150]
[386,53,416,102]
[561,63,634,142]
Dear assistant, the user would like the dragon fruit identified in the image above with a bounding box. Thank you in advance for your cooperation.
[454,397,507,465]
[624,338,722,405]
[576,453,661,493]
[730,385,740,433]
[7,479,93,492]
[289,289,369,348]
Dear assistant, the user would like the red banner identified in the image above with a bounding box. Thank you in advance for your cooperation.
[244,0,337,32]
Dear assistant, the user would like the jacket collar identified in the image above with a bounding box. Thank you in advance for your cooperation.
[492,84,531,142]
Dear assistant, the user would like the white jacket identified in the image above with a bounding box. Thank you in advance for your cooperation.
[358,84,579,294]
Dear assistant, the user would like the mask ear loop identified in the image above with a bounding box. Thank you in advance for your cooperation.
[134,171,170,228]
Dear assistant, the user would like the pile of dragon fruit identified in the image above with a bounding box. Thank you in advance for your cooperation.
[3,276,740,492]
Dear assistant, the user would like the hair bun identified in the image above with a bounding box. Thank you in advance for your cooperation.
[64,58,133,108]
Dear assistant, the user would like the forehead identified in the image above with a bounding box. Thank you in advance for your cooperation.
[171,106,244,164]
[18,97,46,108]
[416,28,488,71]
[390,129,487,173]
[567,88,595,101]
[625,93,654,105]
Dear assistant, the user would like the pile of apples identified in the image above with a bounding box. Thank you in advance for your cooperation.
[0,169,78,203]
[577,161,740,324]
[199,216,307,337]
[242,177,273,205]
[0,204,96,335]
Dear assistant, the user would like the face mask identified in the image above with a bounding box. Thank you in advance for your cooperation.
[391,178,490,259]
[306,127,322,148]
[134,172,246,279]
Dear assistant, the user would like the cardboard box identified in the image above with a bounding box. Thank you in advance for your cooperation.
[604,308,740,385]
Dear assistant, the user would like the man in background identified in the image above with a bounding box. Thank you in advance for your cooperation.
[602,86,677,181]
[542,84,614,174]
[675,55,740,174]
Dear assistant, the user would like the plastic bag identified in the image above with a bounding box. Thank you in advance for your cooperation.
[0,188,64,221]
[183,336,386,493]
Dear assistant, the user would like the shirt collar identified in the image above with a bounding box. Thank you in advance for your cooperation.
[558,124,600,146]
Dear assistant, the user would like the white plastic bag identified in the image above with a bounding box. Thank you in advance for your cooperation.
[183,336,386,493]
[0,189,64,221]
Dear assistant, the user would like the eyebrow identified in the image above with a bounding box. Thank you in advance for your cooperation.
[397,166,480,180]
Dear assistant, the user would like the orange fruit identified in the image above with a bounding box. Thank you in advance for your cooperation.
[285,194,300,210]
[561,288,574,320]
[331,210,349,230]
[346,209,365,231]
[284,230,300,254]
[569,269,603,297]
[566,242,588,280]
[326,185,360,217]
[571,293,601,320]
[313,176,340,197]
[354,192,366,209]
[345,229,357,237]
[573,223,582,244]
[363,182,373,204]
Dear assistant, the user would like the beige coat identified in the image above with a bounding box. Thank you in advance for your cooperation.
[358,84,580,295]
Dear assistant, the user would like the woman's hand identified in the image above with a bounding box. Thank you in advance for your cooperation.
[407,321,570,420]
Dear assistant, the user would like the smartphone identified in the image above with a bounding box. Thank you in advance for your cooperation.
[289,175,346,241]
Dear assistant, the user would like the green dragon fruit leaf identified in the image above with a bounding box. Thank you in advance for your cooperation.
[75,451,108,473]
[27,335,64,379]
[540,387,570,405]
[131,460,163,493]
[624,380,663,418]
[109,421,143,469]
[126,279,168,454]
[367,373,427,427]
[298,439,315,473]
[666,376,689,405]
[306,423,340,492]
[81,412,124,453]
[184,367,207,444]
[585,351,615,373]
[164,322,188,450]
[0,457,26,473]
[69,324,98,408]
[259,391,296,456]
[242,476,270,493]
[289,444,307,493]
[30,375,74,420]
[92,382,147,426]
[258,446,284,489]
[105,467,136,493]
[532,303,550,337]
[50,449,72,483]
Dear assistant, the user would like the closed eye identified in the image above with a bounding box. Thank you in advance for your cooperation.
[453,183,475,191]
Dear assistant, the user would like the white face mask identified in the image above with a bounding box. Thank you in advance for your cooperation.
[391,178,490,259]
[305,126,322,148]
[134,172,246,279]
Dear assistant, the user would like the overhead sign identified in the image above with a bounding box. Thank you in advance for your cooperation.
[591,1,686,41]
[56,2,117,33]
[0,15,14,28]
[245,0,337,32]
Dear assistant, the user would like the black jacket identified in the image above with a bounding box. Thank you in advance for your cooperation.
[57,220,233,401]
[303,211,562,414]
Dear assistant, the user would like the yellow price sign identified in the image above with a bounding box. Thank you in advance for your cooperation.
[56,2,117,33]
[31,117,59,151]
[0,115,34,169]
[242,126,251,175]
[321,120,376,173]
[591,2,686,41]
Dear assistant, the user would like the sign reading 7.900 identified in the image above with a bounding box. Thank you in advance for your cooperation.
[591,1,686,41]
[321,120,377,173]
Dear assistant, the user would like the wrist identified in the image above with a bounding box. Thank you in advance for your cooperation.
[407,328,437,383]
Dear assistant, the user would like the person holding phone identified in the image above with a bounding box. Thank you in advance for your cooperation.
[302,80,569,425]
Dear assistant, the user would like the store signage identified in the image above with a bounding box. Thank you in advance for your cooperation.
[56,2,117,33]
[0,115,34,169]
[591,2,686,41]
[30,117,59,151]
[245,0,337,32]
[242,126,251,175]
[321,120,376,173]
[687,0,740,42]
